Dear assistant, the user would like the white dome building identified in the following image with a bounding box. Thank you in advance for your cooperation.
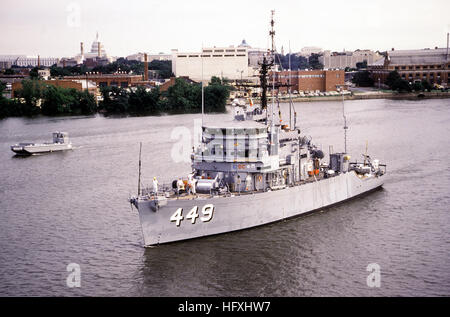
[75,32,113,63]
[88,32,107,58]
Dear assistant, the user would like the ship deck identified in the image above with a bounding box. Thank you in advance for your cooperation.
[138,170,379,202]
[141,172,333,201]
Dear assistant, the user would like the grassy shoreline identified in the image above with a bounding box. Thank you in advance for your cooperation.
[244,90,450,104]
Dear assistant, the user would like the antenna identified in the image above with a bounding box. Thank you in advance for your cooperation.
[270,10,276,127]
[270,10,276,53]
[137,142,142,196]
[342,90,348,153]
[201,43,204,126]
[364,140,368,165]
[289,41,291,129]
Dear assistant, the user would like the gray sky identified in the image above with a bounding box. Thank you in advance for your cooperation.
[1,0,449,57]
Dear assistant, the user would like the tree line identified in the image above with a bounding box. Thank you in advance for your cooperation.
[99,77,230,115]
[48,59,173,79]
[352,70,437,92]
[275,53,323,70]
[0,80,96,118]
[1,76,230,119]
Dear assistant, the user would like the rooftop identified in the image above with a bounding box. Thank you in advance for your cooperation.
[387,48,449,65]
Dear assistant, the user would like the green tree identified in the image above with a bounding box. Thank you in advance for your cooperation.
[4,68,16,75]
[352,70,374,87]
[412,81,424,92]
[98,86,130,114]
[391,78,411,92]
[75,90,97,115]
[163,78,201,113]
[14,80,43,116]
[148,60,173,79]
[128,87,161,114]
[385,71,401,89]
[356,60,368,69]
[0,83,12,118]
[308,53,323,69]
[29,67,40,80]
[50,65,73,77]
[421,80,432,92]
[41,85,74,115]
[204,76,231,112]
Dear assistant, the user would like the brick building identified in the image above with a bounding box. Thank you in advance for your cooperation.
[159,77,198,92]
[369,48,450,87]
[272,69,345,92]
[12,79,97,98]
[63,74,144,88]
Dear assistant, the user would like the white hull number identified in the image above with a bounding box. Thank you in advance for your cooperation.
[170,204,214,227]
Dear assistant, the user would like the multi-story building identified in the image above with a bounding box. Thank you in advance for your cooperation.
[0,55,59,67]
[298,46,323,57]
[63,73,144,88]
[37,69,50,80]
[0,61,12,70]
[11,79,98,98]
[368,47,450,87]
[320,50,382,70]
[172,46,249,82]
[272,69,345,92]
[126,52,172,63]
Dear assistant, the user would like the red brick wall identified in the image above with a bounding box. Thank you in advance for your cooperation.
[272,70,345,92]
[12,80,88,98]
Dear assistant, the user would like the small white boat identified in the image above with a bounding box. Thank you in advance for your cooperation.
[11,132,72,155]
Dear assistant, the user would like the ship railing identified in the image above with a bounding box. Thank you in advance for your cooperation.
[140,183,174,197]
[349,162,387,175]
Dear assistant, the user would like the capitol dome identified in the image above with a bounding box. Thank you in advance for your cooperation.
[88,32,107,57]
[239,39,251,48]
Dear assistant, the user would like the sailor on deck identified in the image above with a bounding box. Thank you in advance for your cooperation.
[188,173,197,195]
[176,178,184,196]
[153,177,159,194]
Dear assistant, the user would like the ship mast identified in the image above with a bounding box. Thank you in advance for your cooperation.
[270,10,276,127]
[137,142,142,196]
[342,90,348,153]
[201,43,204,127]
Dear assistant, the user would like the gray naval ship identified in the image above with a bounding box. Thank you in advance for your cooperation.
[10,132,72,155]
[129,13,386,247]
[130,105,386,246]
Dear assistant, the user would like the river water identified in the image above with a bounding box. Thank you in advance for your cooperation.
[0,98,449,297]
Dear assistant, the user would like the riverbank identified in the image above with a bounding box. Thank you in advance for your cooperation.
[245,90,450,104]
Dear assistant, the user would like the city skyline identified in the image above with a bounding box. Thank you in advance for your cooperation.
[1,0,449,58]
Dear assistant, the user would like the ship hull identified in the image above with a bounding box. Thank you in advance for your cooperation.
[136,171,385,246]
[11,143,72,155]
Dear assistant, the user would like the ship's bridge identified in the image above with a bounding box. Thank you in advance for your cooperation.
[193,120,277,169]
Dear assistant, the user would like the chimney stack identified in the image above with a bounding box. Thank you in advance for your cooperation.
[98,42,101,58]
[80,42,84,56]
[144,53,149,81]
[37,55,40,68]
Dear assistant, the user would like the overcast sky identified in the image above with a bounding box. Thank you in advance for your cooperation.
[1,0,449,57]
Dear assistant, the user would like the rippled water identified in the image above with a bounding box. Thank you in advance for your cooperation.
[0,98,449,296]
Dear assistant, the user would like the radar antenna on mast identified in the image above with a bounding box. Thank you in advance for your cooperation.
[270,10,276,54]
